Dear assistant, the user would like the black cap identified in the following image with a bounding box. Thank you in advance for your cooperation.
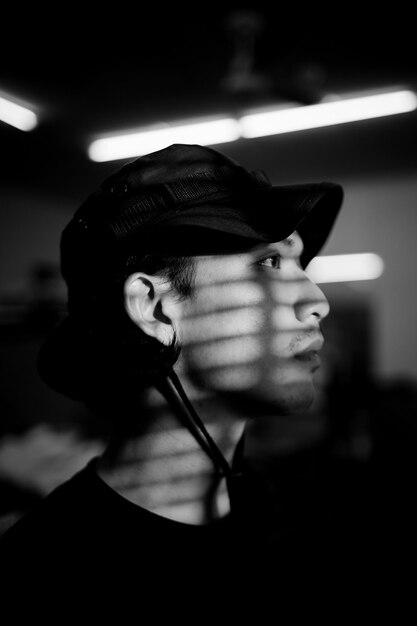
[38,143,344,400]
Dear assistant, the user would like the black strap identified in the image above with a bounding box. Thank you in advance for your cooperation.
[157,369,234,479]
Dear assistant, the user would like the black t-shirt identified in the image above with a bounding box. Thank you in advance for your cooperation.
[2,445,417,618]
[0,453,356,614]
[1,460,241,558]
[0,459,267,613]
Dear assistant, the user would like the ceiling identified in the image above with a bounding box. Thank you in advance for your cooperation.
[1,8,417,202]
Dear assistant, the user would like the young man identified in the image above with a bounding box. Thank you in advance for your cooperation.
[0,143,344,604]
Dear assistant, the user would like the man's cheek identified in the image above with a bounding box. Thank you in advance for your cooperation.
[182,335,264,391]
[180,307,263,344]
[181,332,285,389]
[186,335,262,367]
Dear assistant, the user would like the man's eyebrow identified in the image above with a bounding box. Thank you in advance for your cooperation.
[250,243,280,256]
[259,239,299,253]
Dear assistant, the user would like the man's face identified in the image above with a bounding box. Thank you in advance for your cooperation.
[178,231,330,415]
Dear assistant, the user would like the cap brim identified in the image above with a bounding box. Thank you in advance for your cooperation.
[144,181,343,268]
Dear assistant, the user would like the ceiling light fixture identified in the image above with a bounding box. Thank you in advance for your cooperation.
[88,117,240,163]
[87,88,417,163]
[239,89,417,138]
[0,92,38,131]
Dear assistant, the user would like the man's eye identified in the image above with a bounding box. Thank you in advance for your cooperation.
[257,255,281,269]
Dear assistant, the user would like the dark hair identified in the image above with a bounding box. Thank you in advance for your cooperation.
[122,252,195,300]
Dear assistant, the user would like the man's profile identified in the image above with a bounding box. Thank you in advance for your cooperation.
[0,143,344,605]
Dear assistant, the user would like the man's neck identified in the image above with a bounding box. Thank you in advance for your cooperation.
[95,381,246,525]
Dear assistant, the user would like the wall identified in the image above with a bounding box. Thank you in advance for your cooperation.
[323,174,417,382]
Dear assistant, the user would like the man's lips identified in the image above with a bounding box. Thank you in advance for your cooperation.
[294,337,324,356]
[293,337,324,366]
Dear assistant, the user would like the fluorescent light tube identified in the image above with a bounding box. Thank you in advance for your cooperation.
[87,89,417,162]
[240,90,417,138]
[306,253,385,283]
[0,94,38,131]
[88,118,240,162]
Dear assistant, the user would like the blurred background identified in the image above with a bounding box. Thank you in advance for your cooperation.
[1,7,416,533]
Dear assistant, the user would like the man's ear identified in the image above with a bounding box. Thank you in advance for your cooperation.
[124,273,179,346]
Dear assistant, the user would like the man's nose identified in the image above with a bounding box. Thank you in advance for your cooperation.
[294,276,330,323]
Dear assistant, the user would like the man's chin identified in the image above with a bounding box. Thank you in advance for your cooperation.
[248,380,316,416]
[259,362,321,415]
[184,363,317,415]
[274,390,315,416]
[217,381,316,417]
